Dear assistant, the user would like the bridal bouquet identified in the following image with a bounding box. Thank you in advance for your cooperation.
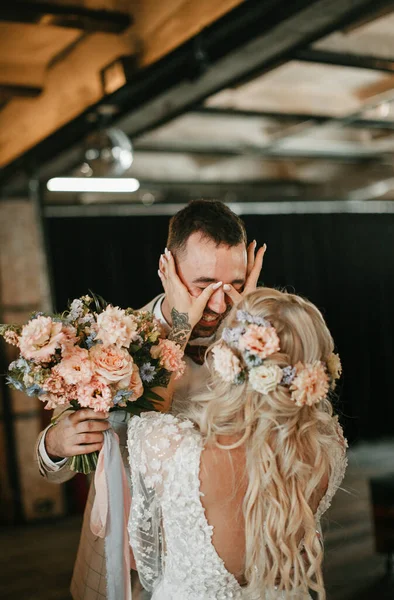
[0,293,185,473]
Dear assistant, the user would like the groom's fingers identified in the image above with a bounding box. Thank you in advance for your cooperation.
[72,409,109,423]
[223,284,242,305]
[157,269,168,294]
[195,282,223,312]
[246,240,257,278]
[244,244,266,292]
[163,248,187,290]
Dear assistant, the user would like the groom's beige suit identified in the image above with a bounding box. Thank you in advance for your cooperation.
[35,294,211,600]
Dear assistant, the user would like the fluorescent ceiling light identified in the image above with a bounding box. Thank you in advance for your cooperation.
[47,177,140,193]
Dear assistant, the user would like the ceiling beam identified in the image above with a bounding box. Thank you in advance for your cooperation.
[192,106,329,123]
[0,2,132,34]
[133,142,385,163]
[43,200,394,218]
[192,106,394,130]
[294,48,394,73]
[0,83,43,99]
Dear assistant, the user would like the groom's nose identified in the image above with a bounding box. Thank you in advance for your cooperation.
[207,287,227,315]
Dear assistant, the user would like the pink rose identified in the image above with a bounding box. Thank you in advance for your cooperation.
[19,316,66,363]
[150,339,186,380]
[55,347,93,385]
[96,305,138,348]
[90,343,134,388]
[238,324,280,359]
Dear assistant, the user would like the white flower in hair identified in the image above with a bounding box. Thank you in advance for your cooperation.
[249,364,283,395]
[212,343,242,383]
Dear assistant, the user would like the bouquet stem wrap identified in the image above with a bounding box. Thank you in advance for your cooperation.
[90,429,132,600]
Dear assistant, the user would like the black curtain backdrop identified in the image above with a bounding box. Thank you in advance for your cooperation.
[46,213,394,444]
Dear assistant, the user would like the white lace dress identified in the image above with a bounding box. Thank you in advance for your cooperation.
[127,413,347,600]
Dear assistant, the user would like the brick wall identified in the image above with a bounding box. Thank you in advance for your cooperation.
[0,199,64,522]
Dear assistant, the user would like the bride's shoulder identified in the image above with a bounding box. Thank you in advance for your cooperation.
[127,413,200,483]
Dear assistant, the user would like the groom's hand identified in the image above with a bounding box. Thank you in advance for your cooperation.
[158,248,222,330]
[45,409,111,461]
[223,241,266,305]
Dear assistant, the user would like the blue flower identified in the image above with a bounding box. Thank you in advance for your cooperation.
[85,331,100,349]
[221,326,245,345]
[140,362,156,384]
[6,376,25,392]
[236,310,270,327]
[9,357,31,374]
[26,384,45,397]
[281,366,296,386]
[113,389,134,405]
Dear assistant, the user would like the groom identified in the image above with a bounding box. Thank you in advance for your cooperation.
[35,199,265,599]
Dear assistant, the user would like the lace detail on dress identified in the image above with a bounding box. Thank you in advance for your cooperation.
[128,412,243,599]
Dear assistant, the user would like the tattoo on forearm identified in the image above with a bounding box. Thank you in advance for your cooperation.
[168,308,192,349]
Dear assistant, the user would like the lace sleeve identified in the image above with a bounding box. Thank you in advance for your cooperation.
[315,420,348,521]
[127,412,194,591]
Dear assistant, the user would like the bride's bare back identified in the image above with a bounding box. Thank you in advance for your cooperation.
[199,438,329,584]
[200,441,248,583]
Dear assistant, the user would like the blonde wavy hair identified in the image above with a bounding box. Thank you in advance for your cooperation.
[186,287,342,599]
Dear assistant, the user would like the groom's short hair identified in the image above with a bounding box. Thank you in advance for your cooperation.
[167,199,247,257]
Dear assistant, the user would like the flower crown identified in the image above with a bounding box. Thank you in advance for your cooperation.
[211,310,342,407]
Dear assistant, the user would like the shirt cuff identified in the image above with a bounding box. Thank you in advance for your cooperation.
[39,428,68,471]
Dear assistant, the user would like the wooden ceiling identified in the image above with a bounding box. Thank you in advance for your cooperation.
[0,0,244,168]
[2,0,394,204]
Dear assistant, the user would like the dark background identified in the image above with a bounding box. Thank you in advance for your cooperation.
[46,212,394,444]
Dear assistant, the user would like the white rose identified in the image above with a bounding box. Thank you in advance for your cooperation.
[249,364,283,395]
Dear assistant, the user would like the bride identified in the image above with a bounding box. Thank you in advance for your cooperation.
[127,251,347,599]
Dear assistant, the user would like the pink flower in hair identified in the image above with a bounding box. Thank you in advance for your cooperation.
[96,305,138,348]
[77,377,113,412]
[238,324,280,359]
[212,343,242,383]
[19,316,66,363]
[290,361,329,407]
[55,347,93,385]
[150,339,186,380]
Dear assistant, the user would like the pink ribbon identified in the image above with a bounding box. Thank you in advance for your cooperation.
[90,431,133,600]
